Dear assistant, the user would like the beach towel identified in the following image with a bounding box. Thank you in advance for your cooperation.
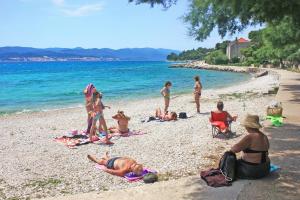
[54,136,89,148]
[95,164,157,182]
[266,115,284,127]
[54,130,89,148]
[110,130,146,137]
[99,130,146,137]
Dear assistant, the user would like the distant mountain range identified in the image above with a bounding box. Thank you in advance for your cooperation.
[0,47,180,62]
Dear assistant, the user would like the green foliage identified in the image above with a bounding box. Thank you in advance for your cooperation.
[130,0,300,42]
[131,1,300,67]
[241,17,300,67]
[204,50,228,65]
[128,0,177,8]
[166,52,178,60]
[215,41,230,53]
[167,47,212,61]
[230,57,240,63]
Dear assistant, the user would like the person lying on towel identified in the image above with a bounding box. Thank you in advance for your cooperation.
[109,111,130,134]
[155,108,177,121]
[87,152,143,177]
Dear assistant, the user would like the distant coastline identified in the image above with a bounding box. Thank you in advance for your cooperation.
[0,46,180,62]
[0,56,119,62]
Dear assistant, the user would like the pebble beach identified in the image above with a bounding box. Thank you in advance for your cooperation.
[0,71,279,200]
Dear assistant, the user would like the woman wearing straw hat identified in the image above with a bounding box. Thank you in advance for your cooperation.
[231,114,270,179]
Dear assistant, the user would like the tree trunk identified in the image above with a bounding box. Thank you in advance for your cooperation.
[279,58,285,68]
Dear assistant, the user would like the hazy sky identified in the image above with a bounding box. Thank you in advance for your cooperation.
[0,0,262,50]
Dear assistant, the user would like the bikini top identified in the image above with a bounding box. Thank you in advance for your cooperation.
[243,148,268,163]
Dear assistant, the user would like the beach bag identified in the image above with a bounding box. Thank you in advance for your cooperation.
[267,107,283,117]
[179,112,187,119]
[143,173,158,183]
[219,151,237,182]
[200,169,231,187]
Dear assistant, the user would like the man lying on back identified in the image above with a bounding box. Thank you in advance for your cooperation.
[87,152,143,177]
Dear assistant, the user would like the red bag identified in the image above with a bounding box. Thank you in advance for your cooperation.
[200,168,232,187]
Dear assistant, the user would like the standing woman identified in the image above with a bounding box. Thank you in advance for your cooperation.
[83,83,96,134]
[194,76,202,113]
[160,81,172,113]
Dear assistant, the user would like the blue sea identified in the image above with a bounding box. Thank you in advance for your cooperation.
[0,61,250,114]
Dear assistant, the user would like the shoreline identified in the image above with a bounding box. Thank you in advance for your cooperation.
[0,77,252,117]
[170,60,259,73]
[0,70,277,118]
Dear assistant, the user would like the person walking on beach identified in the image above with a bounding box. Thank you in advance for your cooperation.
[83,83,96,134]
[160,81,172,113]
[194,76,202,113]
[90,91,113,144]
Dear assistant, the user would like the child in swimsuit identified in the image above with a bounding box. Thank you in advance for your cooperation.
[98,93,111,133]
[83,83,96,134]
[109,111,130,134]
[90,91,113,144]
[160,81,172,113]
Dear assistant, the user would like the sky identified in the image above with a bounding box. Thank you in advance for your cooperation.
[0,0,262,51]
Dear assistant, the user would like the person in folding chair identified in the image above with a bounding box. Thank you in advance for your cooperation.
[209,101,237,137]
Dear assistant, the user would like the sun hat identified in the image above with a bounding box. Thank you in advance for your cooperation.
[241,114,262,129]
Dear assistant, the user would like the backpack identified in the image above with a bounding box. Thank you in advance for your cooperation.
[219,151,237,182]
[179,112,187,119]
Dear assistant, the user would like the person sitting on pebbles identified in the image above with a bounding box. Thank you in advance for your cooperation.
[109,111,130,134]
[87,152,143,177]
[155,108,177,121]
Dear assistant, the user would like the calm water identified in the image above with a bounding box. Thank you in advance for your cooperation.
[0,61,250,114]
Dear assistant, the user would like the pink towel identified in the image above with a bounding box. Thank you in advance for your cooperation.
[95,164,156,182]
[111,130,146,137]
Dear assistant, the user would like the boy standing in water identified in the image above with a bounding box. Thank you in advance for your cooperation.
[160,81,172,113]
[90,91,113,144]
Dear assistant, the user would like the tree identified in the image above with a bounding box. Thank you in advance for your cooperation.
[204,50,228,65]
[241,17,300,67]
[166,47,213,61]
[215,40,230,54]
[128,0,177,8]
[167,52,178,60]
[129,0,300,41]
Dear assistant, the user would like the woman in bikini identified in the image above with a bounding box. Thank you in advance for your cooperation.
[194,76,202,113]
[109,111,130,134]
[231,114,270,179]
[155,108,177,121]
[160,81,172,113]
[90,91,113,144]
[83,83,96,134]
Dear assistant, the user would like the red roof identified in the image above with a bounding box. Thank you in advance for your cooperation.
[238,38,249,43]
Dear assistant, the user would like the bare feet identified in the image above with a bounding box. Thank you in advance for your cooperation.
[87,155,98,163]
[101,151,109,160]
[100,138,114,145]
